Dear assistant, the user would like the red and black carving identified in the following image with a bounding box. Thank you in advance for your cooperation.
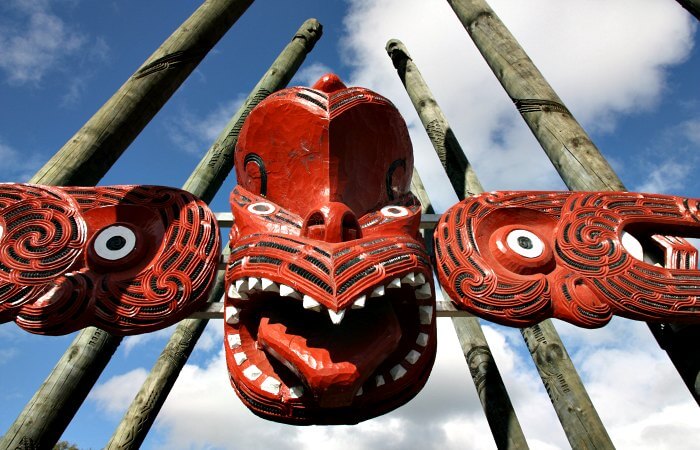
[224,74,437,424]
[0,183,219,335]
[435,191,700,328]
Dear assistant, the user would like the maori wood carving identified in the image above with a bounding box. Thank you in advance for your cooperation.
[223,74,437,424]
[0,184,219,335]
[435,191,700,328]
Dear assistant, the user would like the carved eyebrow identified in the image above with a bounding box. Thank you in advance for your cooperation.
[243,153,268,197]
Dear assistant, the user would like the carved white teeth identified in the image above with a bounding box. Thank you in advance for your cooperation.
[280,284,302,299]
[235,278,247,293]
[243,365,262,381]
[352,295,366,309]
[401,272,416,286]
[247,277,261,291]
[356,387,363,396]
[390,364,407,380]
[328,309,346,325]
[234,352,247,365]
[260,376,281,395]
[225,306,241,325]
[416,333,429,347]
[405,350,421,365]
[375,375,385,387]
[415,273,426,285]
[261,278,279,292]
[387,277,401,289]
[289,386,304,399]
[370,285,385,297]
[303,295,322,312]
[228,284,248,300]
[227,334,242,349]
[419,305,433,325]
[415,283,432,300]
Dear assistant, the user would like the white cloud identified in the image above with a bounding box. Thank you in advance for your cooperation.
[89,367,149,417]
[166,98,243,155]
[679,118,700,146]
[0,138,43,182]
[633,160,692,193]
[0,1,85,85]
[340,0,694,209]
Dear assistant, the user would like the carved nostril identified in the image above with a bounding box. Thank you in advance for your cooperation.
[303,211,326,240]
[341,212,362,242]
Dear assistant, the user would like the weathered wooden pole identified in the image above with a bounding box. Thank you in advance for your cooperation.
[387,40,528,450]
[676,0,700,20]
[447,0,700,406]
[106,19,322,450]
[0,3,255,449]
[30,0,254,187]
[411,170,529,450]
[446,0,623,193]
[387,38,613,449]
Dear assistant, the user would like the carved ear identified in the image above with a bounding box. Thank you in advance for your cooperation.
[0,184,220,335]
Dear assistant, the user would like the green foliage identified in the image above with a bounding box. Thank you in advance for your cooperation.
[54,441,80,450]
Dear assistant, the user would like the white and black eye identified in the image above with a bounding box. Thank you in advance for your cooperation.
[247,202,275,215]
[93,225,137,261]
[381,205,409,218]
[506,229,544,259]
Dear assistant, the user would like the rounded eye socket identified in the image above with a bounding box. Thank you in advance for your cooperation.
[93,225,137,261]
[381,205,409,218]
[247,202,275,215]
[506,229,544,259]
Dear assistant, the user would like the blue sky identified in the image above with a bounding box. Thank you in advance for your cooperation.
[1,1,699,449]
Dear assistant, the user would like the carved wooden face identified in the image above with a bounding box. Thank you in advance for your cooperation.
[0,184,219,335]
[224,75,437,424]
[434,191,700,328]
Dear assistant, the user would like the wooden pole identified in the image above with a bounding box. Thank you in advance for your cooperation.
[106,19,322,450]
[387,40,528,450]
[411,171,529,450]
[447,0,700,406]
[0,3,254,449]
[676,0,700,20]
[387,38,613,449]
[29,0,254,187]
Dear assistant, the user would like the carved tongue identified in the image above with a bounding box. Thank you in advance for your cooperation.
[258,300,401,408]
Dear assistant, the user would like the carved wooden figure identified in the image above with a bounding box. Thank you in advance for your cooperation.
[435,191,700,328]
[0,184,220,335]
[223,74,438,424]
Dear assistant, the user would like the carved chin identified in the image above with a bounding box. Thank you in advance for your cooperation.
[223,272,437,424]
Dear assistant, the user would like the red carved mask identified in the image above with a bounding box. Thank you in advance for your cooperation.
[0,184,219,335]
[435,191,700,328]
[224,75,437,424]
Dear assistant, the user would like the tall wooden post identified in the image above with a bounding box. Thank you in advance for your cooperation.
[676,0,700,20]
[30,0,254,187]
[447,0,700,406]
[106,19,322,450]
[388,38,613,449]
[387,40,528,450]
[0,3,254,449]
[411,170,529,450]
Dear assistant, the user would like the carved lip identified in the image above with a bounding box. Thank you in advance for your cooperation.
[223,240,436,424]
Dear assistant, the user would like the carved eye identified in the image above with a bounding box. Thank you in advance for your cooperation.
[506,229,544,259]
[381,205,409,218]
[247,202,275,215]
[93,225,137,261]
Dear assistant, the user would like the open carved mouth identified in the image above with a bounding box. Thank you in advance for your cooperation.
[223,235,437,424]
